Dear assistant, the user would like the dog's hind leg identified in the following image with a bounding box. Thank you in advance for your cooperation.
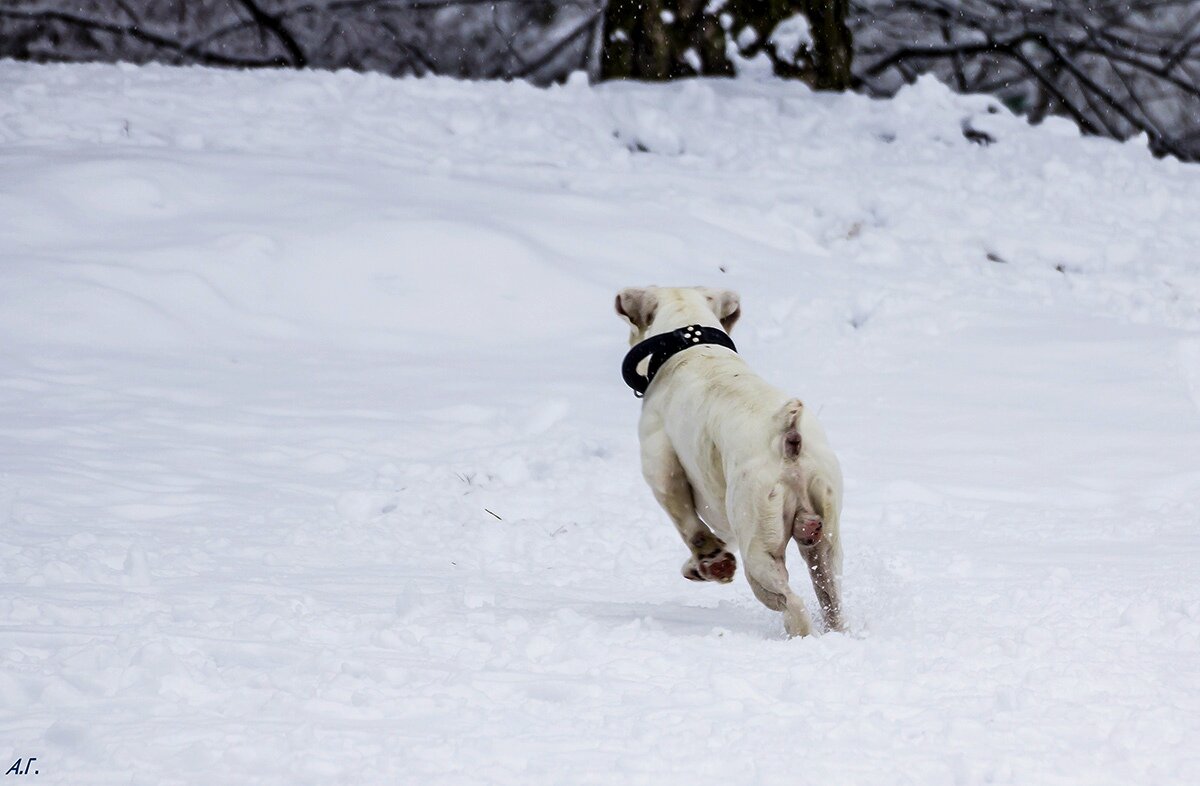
[743,542,813,638]
[732,485,813,637]
[797,476,844,631]
[798,541,841,631]
[639,422,736,583]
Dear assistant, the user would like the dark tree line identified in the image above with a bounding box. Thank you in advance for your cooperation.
[0,0,855,87]
[2,1,1198,160]
[0,0,603,82]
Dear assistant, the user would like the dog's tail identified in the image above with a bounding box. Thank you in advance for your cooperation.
[778,398,804,460]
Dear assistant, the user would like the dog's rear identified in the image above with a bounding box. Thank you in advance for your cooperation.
[718,396,843,637]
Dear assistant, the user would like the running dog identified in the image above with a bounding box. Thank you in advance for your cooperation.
[616,286,844,637]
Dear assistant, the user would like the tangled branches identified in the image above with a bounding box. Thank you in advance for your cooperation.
[852,0,1200,160]
[0,0,604,83]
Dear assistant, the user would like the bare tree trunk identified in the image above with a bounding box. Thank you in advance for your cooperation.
[805,0,853,89]
[600,0,731,80]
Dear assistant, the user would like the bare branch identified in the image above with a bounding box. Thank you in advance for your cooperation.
[230,0,308,68]
[513,9,601,79]
[0,7,288,67]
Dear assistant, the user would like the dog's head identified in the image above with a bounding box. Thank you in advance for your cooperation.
[614,286,741,345]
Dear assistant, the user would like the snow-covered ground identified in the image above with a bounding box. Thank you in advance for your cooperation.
[2,61,1199,785]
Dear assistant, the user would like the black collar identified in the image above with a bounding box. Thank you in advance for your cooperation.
[621,324,737,398]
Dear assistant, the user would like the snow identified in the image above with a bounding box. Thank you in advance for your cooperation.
[1,61,1199,784]
[769,14,812,63]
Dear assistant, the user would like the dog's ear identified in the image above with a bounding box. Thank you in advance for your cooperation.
[704,289,741,333]
[615,287,658,331]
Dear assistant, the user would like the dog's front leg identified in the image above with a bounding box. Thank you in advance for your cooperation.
[639,423,736,583]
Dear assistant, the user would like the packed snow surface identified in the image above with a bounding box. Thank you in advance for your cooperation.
[2,62,1199,785]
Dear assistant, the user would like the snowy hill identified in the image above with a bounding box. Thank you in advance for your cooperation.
[1,61,1198,784]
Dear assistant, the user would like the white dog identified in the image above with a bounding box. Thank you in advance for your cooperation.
[616,286,844,637]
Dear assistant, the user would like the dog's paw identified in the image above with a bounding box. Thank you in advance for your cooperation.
[701,551,737,582]
[682,551,737,583]
[784,607,814,638]
[684,532,737,583]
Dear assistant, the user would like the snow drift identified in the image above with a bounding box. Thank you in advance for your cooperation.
[1,61,1198,784]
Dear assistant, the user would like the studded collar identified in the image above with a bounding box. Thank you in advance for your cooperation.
[621,324,738,398]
